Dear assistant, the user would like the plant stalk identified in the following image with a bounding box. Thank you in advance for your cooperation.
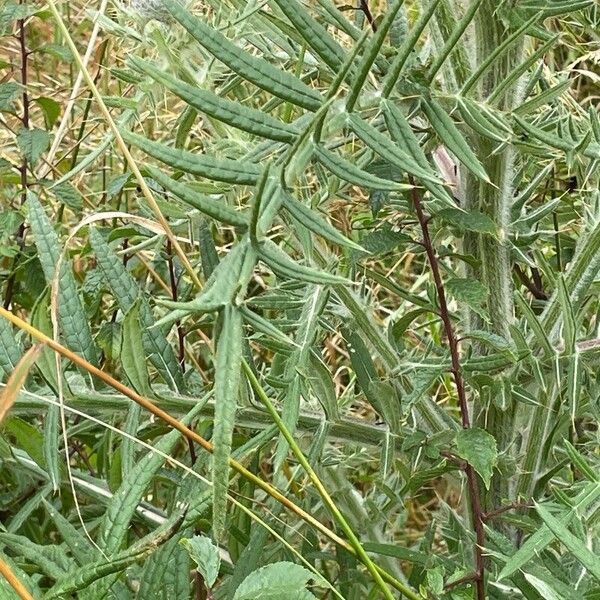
[411,183,486,600]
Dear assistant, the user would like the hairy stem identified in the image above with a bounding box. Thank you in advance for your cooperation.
[411,183,486,600]
[463,0,527,510]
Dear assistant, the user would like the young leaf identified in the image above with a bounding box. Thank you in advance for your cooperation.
[120,302,151,396]
[180,535,221,589]
[455,428,498,489]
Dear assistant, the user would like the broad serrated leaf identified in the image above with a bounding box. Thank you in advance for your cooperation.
[437,207,497,235]
[16,127,50,166]
[455,428,498,489]
[233,561,317,600]
[180,535,221,588]
[0,81,21,111]
[446,277,488,320]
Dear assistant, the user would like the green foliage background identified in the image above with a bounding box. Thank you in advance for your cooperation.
[1,0,600,598]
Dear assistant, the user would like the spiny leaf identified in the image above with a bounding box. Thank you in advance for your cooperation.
[130,56,298,143]
[346,0,406,111]
[157,240,255,323]
[89,228,185,392]
[382,100,454,205]
[270,0,345,70]
[422,98,490,183]
[97,402,205,555]
[147,166,249,228]
[163,0,323,111]
[27,194,99,367]
[212,305,244,542]
[258,239,349,285]
[348,113,441,185]
[121,128,261,185]
[282,192,364,251]
[314,144,410,192]
[536,503,600,581]
[0,318,22,381]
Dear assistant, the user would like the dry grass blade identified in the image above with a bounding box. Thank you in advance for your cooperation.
[0,557,34,600]
[0,345,41,424]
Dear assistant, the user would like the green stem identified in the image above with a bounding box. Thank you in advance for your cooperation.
[243,361,420,600]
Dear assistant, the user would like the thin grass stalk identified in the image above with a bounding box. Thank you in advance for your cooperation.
[0,557,34,600]
[0,306,416,597]
[46,0,202,290]
[243,361,413,600]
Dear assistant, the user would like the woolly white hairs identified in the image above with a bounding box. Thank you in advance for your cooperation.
[130,0,171,21]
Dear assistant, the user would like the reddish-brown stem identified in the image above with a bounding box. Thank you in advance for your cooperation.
[483,501,533,521]
[410,181,486,600]
[360,1,377,32]
[444,572,479,592]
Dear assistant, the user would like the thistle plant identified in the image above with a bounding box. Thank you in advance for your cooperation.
[0,1,599,599]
